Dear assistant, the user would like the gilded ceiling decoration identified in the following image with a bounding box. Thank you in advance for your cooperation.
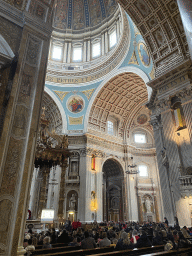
[88,72,148,136]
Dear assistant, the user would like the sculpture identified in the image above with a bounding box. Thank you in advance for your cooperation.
[69,194,76,210]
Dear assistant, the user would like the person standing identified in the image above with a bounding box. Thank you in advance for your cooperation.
[164,217,169,226]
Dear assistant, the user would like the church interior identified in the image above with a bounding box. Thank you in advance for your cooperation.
[1,0,192,255]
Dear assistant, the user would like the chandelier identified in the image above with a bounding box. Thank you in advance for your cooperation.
[125,157,139,175]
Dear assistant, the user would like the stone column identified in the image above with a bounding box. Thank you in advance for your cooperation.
[154,196,160,222]
[101,34,105,56]
[38,168,50,218]
[67,42,72,63]
[63,42,68,63]
[137,194,143,223]
[177,0,192,59]
[78,148,87,222]
[105,32,109,53]
[0,17,52,255]
[57,159,68,222]
[87,40,91,62]
[150,114,176,224]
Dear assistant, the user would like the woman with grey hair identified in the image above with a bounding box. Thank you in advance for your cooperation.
[42,236,52,249]
[115,232,133,250]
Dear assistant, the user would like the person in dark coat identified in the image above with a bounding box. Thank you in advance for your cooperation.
[51,228,57,244]
[57,229,70,244]
[152,230,163,246]
[81,231,97,249]
[164,217,169,226]
[136,230,152,248]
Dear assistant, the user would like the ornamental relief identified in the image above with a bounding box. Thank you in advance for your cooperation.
[26,35,42,66]
[0,199,12,245]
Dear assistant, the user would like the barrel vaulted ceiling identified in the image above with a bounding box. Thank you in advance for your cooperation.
[88,72,148,137]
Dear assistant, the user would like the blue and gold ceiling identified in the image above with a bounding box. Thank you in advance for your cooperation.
[53,0,118,31]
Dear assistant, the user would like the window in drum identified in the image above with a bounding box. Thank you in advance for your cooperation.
[73,47,82,61]
[92,42,101,58]
[109,30,117,48]
[52,45,62,60]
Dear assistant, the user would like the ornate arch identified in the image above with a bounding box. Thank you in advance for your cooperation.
[87,71,148,137]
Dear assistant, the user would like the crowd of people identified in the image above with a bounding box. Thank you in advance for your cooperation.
[23,218,192,255]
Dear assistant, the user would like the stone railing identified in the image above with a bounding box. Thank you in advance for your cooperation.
[179,175,192,197]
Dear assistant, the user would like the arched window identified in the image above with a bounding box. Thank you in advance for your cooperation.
[138,165,148,177]
[134,134,146,143]
[107,120,114,135]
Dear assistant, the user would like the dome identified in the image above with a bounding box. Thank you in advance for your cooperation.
[47,3,129,83]
[53,0,118,33]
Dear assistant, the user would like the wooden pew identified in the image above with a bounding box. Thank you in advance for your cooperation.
[32,245,81,255]
[90,245,165,256]
[142,247,192,255]
[33,246,115,256]
[35,243,69,250]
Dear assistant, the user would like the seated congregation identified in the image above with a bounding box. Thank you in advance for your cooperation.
[23,220,192,255]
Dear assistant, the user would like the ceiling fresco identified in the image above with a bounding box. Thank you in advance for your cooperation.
[53,0,118,31]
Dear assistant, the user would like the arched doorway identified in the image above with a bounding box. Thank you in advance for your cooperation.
[102,159,125,222]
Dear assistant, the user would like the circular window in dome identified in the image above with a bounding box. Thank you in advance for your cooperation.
[67,96,84,113]
[138,42,150,67]
[137,114,148,125]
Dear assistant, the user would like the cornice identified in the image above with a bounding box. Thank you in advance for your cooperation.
[0,0,24,27]
[86,132,156,156]
[0,2,52,38]
[147,59,192,90]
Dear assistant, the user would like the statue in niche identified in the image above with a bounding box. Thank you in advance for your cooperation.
[69,194,76,210]
[145,198,152,213]
[112,197,119,209]
[70,161,78,176]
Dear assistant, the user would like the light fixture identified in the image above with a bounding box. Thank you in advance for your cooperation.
[125,157,139,175]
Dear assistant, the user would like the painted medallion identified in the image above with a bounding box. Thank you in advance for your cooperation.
[67,96,84,113]
[138,42,150,67]
[137,114,148,124]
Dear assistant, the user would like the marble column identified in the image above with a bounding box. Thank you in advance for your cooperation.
[150,114,176,224]
[177,0,192,59]
[0,20,52,255]
[154,196,160,222]
[138,194,143,223]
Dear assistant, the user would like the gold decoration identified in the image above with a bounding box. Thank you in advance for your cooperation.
[134,24,141,37]
[82,89,95,100]
[54,91,69,101]
[129,50,139,65]
[149,67,155,79]
[69,116,83,125]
